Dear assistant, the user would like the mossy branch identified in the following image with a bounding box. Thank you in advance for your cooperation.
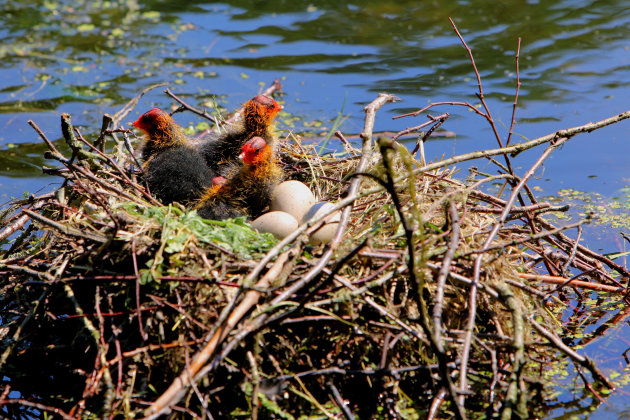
[61,113,103,168]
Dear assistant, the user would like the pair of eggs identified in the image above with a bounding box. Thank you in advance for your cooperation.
[251,180,340,243]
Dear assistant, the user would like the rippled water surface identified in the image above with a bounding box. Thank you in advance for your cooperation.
[1,0,629,417]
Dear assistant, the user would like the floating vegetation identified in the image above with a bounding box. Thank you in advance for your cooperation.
[2,28,630,420]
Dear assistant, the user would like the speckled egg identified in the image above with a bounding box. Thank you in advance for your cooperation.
[302,201,341,244]
[251,211,299,239]
[270,180,316,222]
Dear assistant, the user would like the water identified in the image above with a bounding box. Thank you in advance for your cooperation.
[1,0,629,417]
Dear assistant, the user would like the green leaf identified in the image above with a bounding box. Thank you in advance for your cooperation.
[77,24,95,32]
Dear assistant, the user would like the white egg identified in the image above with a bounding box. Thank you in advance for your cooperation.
[302,201,341,244]
[270,180,316,222]
[251,211,299,239]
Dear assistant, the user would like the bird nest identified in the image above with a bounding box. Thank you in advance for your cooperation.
[1,75,629,419]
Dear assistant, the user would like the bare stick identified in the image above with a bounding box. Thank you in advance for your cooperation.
[23,209,108,243]
[328,382,356,420]
[427,388,447,420]
[433,199,460,343]
[413,113,450,155]
[28,120,63,156]
[393,101,485,120]
[165,88,218,125]
[391,113,449,142]
[399,110,630,182]
[562,225,582,276]
[0,399,75,420]
[111,82,169,128]
[506,38,522,146]
[527,316,612,388]
[535,216,630,277]
[518,273,626,293]
[470,202,568,215]
[144,250,293,418]
[449,17,504,149]
[0,200,47,243]
[334,130,359,156]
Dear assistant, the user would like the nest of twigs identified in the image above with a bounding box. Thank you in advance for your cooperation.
[2,66,630,419]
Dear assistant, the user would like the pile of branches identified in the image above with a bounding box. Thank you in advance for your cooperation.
[2,27,630,420]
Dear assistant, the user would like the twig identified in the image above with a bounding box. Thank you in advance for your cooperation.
[0,200,47,243]
[449,17,503,149]
[28,119,63,156]
[61,113,102,167]
[393,111,630,185]
[391,113,449,142]
[537,216,630,278]
[470,202,568,215]
[144,250,294,418]
[506,38,522,147]
[573,362,605,404]
[94,113,113,151]
[562,225,582,276]
[328,382,356,420]
[334,130,359,156]
[0,399,75,420]
[433,199,461,343]
[111,82,169,128]
[413,113,449,155]
[427,388,447,420]
[518,273,626,293]
[165,88,218,125]
[527,316,613,388]
[23,209,108,243]
[393,101,485,120]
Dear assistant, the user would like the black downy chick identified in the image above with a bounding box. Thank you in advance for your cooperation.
[134,108,216,205]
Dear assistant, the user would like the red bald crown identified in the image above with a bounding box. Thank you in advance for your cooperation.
[133,108,172,134]
[240,136,270,165]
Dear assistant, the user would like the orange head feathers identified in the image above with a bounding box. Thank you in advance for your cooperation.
[243,95,282,133]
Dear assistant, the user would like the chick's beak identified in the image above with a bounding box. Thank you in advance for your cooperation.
[238,152,245,160]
